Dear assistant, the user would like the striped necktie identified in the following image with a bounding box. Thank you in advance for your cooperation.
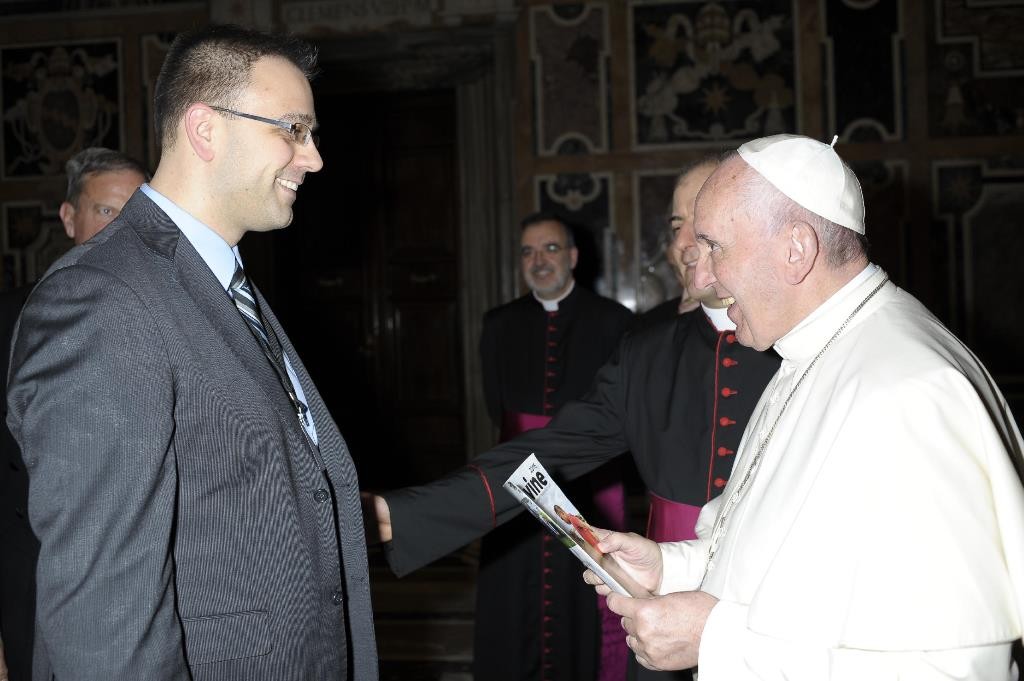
[229,261,311,428]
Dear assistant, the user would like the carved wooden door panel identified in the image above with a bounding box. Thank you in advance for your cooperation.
[258,89,464,489]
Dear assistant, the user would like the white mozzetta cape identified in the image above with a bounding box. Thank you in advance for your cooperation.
[660,266,1024,680]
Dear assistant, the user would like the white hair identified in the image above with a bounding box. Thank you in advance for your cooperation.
[727,152,868,268]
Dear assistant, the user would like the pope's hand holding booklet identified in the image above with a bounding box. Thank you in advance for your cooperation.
[503,454,653,598]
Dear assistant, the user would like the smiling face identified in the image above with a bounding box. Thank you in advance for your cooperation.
[668,161,720,307]
[60,168,146,245]
[520,220,578,299]
[210,55,323,241]
[692,160,789,351]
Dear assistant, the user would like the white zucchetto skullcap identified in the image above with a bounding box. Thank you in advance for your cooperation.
[737,134,866,234]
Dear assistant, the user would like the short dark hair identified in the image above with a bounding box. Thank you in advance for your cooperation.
[153,24,318,148]
[64,147,149,206]
[520,211,575,248]
[667,154,724,224]
[673,155,722,189]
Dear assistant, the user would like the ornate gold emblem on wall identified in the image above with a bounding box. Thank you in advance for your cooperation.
[630,1,796,148]
[1,41,121,179]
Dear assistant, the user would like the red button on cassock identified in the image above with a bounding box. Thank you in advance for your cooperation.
[719,416,736,427]
[722,357,738,367]
[717,446,734,456]
[720,387,738,397]
[726,334,737,344]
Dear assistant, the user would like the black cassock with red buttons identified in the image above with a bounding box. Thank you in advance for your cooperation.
[473,285,634,681]
[383,304,780,680]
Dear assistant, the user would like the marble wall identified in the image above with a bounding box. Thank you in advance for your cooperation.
[1,0,1022,412]
[514,0,1024,415]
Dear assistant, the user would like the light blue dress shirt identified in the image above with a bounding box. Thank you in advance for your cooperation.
[140,183,319,444]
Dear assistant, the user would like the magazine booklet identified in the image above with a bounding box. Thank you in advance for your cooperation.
[503,454,651,598]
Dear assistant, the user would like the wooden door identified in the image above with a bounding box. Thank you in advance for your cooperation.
[251,89,464,489]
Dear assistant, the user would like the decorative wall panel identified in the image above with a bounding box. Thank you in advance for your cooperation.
[822,0,903,141]
[928,0,1024,137]
[280,0,517,33]
[851,159,908,284]
[932,158,1024,413]
[633,170,680,311]
[534,172,618,298]
[530,3,610,155]
[1,40,122,178]
[1,201,67,289]
[141,33,175,168]
[0,0,195,15]
[630,0,797,148]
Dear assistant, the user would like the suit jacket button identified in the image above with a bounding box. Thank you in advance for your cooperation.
[314,488,330,503]
[331,589,344,606]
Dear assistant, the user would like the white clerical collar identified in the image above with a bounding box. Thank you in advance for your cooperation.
[534,279,575,312]
[774,263,884,362]
[702,303,736,332]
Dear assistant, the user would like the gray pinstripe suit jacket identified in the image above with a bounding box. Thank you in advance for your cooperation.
[6,192,378,680]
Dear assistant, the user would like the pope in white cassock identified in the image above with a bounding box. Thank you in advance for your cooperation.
[585,134,1024,680]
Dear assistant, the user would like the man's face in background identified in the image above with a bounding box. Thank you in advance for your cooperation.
[669,162,723,309]
[520,220,578,300]
[60,168,146,245]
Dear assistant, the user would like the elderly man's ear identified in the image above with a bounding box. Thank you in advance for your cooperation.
[784,222,818,285]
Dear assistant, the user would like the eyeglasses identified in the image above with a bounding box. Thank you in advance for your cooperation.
[208,105,319,148]
[520,243,567,258]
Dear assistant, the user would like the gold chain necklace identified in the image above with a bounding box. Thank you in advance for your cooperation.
[701,275,889,583]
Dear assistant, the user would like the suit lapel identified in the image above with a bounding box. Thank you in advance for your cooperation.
[177,240,308,441]
[123,193,308,442]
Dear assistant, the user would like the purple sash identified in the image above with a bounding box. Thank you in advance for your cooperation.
[646,492,702,542]
[499,411,551,441]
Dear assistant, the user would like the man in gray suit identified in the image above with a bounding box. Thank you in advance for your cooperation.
[1,146,147,681]
[6,25,378,680]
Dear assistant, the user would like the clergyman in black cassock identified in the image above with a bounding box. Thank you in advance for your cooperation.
[474,281,634,681]
[377,162,781,681]
[455,213,635,681]
[384,304,779,679]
